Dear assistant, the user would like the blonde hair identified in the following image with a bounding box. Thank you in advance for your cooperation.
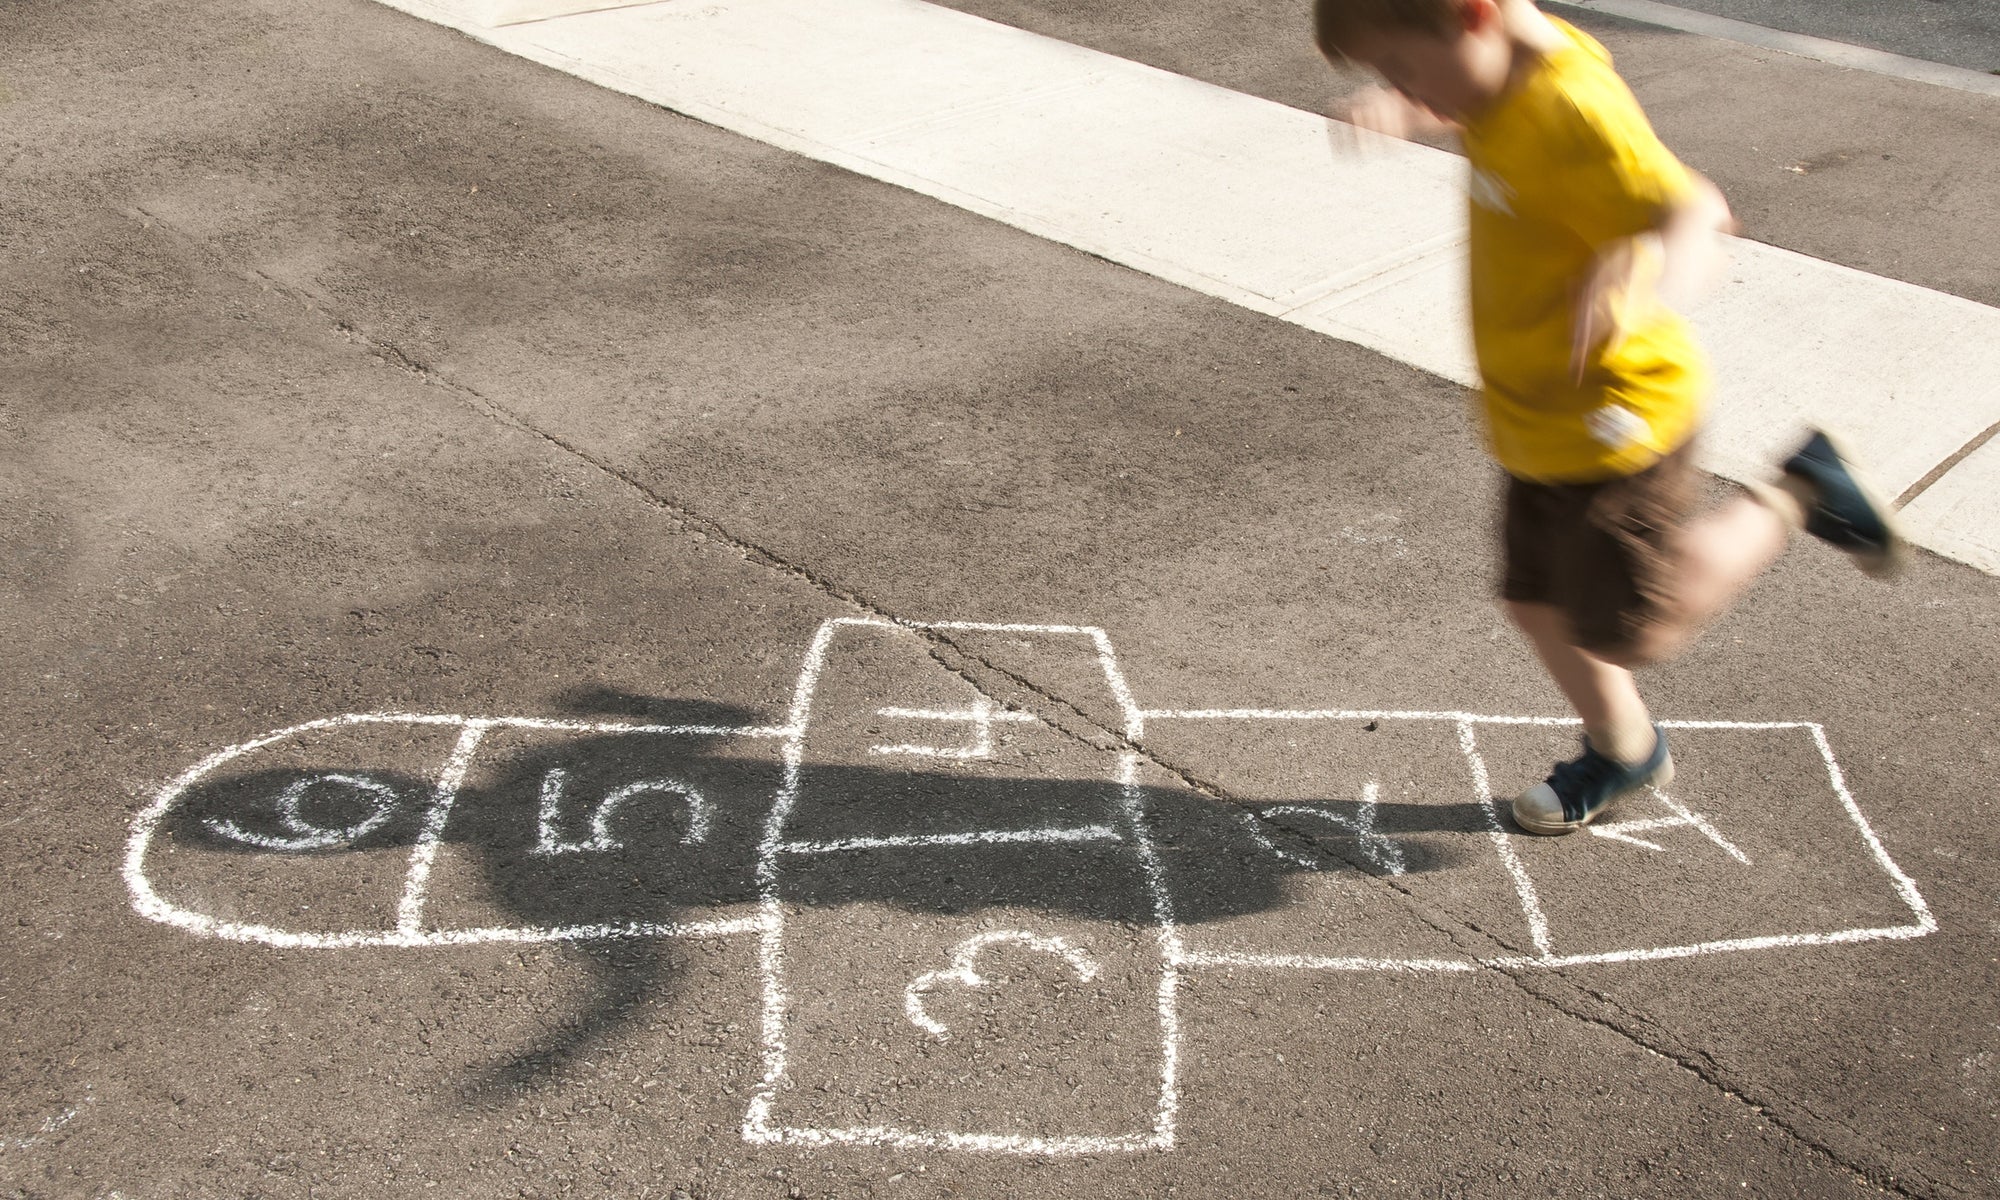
[1313,0,1469,58]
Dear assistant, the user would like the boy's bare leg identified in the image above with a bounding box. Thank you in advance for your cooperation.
[1636,487,1799,663]
[1504,600,1656,763]
[1675,491,1794,619]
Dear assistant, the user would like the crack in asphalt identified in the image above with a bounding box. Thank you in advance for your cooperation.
[128,205,1945,1197]
[929,605,1950,1198]
[921,636,1946,1196]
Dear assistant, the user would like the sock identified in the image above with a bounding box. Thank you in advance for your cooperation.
[1745,477,1810,531]
[1586,719,1657,766]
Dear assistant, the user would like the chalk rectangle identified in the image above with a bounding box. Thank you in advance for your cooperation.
[135,719,471,945]
[1151,717,1534,967]
[1466,721,1929,961]
[752,619,1173,1150]
[766,843,1167,1146]
[415,724,780,938]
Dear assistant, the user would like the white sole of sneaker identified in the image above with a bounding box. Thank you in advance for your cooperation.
[1510,754,1676,837]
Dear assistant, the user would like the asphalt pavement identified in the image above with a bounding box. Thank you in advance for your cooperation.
[4,1,1999,1198]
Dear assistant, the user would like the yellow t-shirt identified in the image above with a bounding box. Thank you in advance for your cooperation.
[1461,19,1706,483]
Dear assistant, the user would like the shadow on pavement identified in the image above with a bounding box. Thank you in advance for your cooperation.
[147,692,1501,1097]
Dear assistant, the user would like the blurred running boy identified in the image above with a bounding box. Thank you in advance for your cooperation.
[1314,0,1901,834]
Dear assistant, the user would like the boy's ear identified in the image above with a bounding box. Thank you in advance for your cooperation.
[1461,0,1503,33]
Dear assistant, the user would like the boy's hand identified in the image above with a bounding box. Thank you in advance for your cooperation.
[1335,85,1457,148]
[1570,234,1660,384]
[1571,176,1738,383]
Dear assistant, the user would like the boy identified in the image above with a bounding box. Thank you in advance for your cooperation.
[1314,0,1901,834]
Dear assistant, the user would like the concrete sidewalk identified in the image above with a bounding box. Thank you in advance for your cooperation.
[393,0,2000,574]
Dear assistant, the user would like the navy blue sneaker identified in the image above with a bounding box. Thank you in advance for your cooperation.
[1782,429,1903,577]
[1512,725,1673,836]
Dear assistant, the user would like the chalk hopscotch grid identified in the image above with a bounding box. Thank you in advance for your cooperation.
[1148,708,1936,972]
[123,711,788,950]
[741,618,1181,1155]
[123,617,1936,1154]
[869,699,1038,759]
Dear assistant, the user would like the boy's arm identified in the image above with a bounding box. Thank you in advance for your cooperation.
[1571,171,1737,383]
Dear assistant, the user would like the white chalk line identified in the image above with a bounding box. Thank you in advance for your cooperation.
[893,618,1145,738]
[1116,749,1185,1151]
[779,825,1122,854]
[115,911,769,951]
[1589,787,1751,863]
[1092,628,1148,742]
[1588,825,1670,852]
[1808,724,1938,935]
[396,721,490,935]
[744,616,854,1145]
[904,930,1103,1040]
[871,697,1042,759]
[1455,719,1557,961]
[915,620,1101,634]
[871,694,999,759]
[1176,920,1935,974]
[1242,783,1408,876]
[204,771,402,852]
[1238,811,1324,870]
[1179,949,1480,973]
[748,618,1181,1153]
[533,770,711,855]
[750,1124,1161,1154]
[124,710,781,949]
[867,743,991,759]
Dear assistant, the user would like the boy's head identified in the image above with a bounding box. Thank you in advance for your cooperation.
[1314,0,1515,121]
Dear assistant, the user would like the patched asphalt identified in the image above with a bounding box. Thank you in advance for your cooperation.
[4,2,1999,1198]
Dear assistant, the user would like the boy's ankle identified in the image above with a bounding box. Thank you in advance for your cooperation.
[1746,477,1810,531]
[1585,720,1657,766]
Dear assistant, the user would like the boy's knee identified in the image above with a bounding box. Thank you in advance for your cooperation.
[1592,623,1685,669]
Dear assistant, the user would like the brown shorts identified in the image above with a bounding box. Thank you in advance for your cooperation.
[1500,440,1697,656]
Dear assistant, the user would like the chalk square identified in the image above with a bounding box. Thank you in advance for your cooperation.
[1469,721,1923,959]
[416,724,779,937]
[784,621,1132,846]
[790,621,993,773]
[784,723,1129,847]
[929,624,1136,746]
[1150,718,1536,966]
[140,719,467,940]
[768,843,1168,1144]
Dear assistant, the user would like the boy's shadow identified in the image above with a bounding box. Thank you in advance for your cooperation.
[156,688,1500,1099]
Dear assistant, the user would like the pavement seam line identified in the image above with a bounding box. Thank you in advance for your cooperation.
[1547,0,2000,98]
[920,639,1941,1196]
[126,204,1942,1188]
[124,205,904,630]
[919,635,1957,1193]
[376,0,2000,576]
[1501,972,1951,1199]
[1895,417,2000,509]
